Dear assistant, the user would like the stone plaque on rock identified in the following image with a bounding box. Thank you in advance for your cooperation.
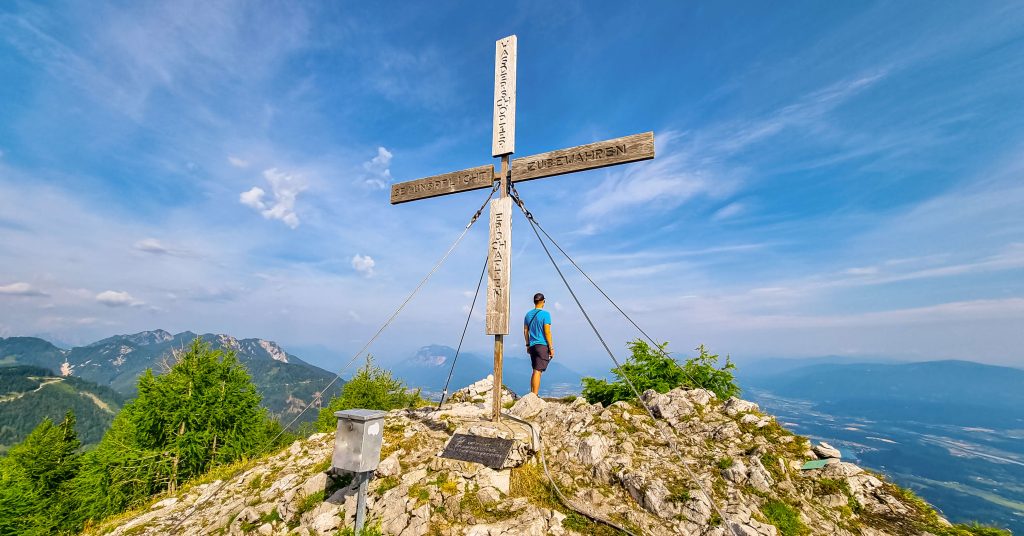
[440,433,514,469]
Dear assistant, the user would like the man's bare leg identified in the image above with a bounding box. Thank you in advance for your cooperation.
[530,370,541,395]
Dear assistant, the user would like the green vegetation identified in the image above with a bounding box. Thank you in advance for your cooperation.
[0,338,284,534]
[716,457,735,470]
[315,357,424,432]
[761,499,809,536]
[936,523,1012,536]
[338,522,384,536]
[0,365,123,453]
[0,411,80,535]
[581,340,739,406]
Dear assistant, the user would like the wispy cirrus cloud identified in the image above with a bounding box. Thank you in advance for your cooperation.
[133,238,197,258]
[580,131,740,220]
[580,72,887,224]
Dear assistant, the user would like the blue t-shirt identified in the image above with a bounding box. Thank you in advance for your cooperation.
[524,308,551,347]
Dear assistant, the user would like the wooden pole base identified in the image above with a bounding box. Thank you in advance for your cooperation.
[492,334,503,422]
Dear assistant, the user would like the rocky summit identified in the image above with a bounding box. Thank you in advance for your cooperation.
[89,377,958,535]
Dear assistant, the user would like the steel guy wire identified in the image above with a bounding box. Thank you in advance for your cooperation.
[510,188,740,536]
[169,183,498,532]
[438,253,488,409]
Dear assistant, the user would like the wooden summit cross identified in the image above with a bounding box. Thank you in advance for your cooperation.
[391,36,655,421]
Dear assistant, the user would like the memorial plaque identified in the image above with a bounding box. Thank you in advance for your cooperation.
[391,164,495,205]
[440,433,514,469]
[512,131,655,183]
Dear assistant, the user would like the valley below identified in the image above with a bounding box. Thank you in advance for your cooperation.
[742,381,1024,534]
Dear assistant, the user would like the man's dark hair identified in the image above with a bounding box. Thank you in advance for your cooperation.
[533,292,545,304]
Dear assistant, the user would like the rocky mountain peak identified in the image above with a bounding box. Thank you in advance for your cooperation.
[87,329,174,348]
[411,345,452,366]
[92,378,958,536]
[256,339,289,363]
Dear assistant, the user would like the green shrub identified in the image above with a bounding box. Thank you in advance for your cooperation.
[315,357,424,432]
[761,499,809,536]
[581,340,739,406]
[936,523,1012,536]
[62,338,273,531]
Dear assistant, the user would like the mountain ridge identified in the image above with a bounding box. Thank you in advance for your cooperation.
[0,330,343,426]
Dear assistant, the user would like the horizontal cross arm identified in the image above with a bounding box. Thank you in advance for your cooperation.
[390,164,496,205]
[511,131,655,183]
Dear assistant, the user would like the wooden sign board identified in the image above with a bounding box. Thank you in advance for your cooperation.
[485,197,512,335]
[512,131,655,183]
[492,35,517,157]
[440,433,514,469]
[390,164,495,205]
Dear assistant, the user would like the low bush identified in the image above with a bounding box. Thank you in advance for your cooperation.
[316,357,424,432]
[581,340,739,406]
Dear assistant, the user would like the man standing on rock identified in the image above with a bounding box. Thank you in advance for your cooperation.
[524,292,554,396]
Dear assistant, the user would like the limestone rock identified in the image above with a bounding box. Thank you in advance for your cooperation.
[724,397,760,416]
[376,452,401,478]
[813,441,842,459]
[509,392,546,419]
[723,459,748,484]
[578,433,609,465]
[685,388,716,406]
[449,375,518,406]
[97,376,956,536]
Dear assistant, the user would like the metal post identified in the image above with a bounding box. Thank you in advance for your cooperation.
[355,470,369,534]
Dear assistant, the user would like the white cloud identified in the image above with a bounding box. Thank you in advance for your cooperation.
[363,147,393,190]
[133,237,199,258]
[0,282,47,297]
[351,254,376,277]
[581,132,740,220]
[712,202,745,221]
[239,168,307,229]
[228,156,249,168]
[239,187,266,209]
[134,238,171,254]
[95,290,140,307]
[843,266,880,276]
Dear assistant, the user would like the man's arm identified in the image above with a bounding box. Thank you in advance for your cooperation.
[543,323,553,357]
[524,324,530,346]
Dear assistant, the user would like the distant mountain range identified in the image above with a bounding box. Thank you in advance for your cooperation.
[0,330,343,430]
[389,344,585,398]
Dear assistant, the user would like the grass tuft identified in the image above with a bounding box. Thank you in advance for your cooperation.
[761,499,809,536]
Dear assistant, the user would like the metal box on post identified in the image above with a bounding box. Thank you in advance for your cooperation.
[332,409,387,473]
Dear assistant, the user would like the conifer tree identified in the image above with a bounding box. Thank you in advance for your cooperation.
[0,411,81,535]
[62,338,272,530]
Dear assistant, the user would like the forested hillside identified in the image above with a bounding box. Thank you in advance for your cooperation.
[0,365,122,453]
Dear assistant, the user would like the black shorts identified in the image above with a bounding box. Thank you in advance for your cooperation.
[528,344,551,371]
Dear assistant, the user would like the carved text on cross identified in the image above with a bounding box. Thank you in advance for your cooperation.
[389,35,655,419]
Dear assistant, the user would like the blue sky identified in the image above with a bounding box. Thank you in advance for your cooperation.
[1,1,1022,373]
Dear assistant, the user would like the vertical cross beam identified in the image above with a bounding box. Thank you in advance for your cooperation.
[487,35,516,421]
